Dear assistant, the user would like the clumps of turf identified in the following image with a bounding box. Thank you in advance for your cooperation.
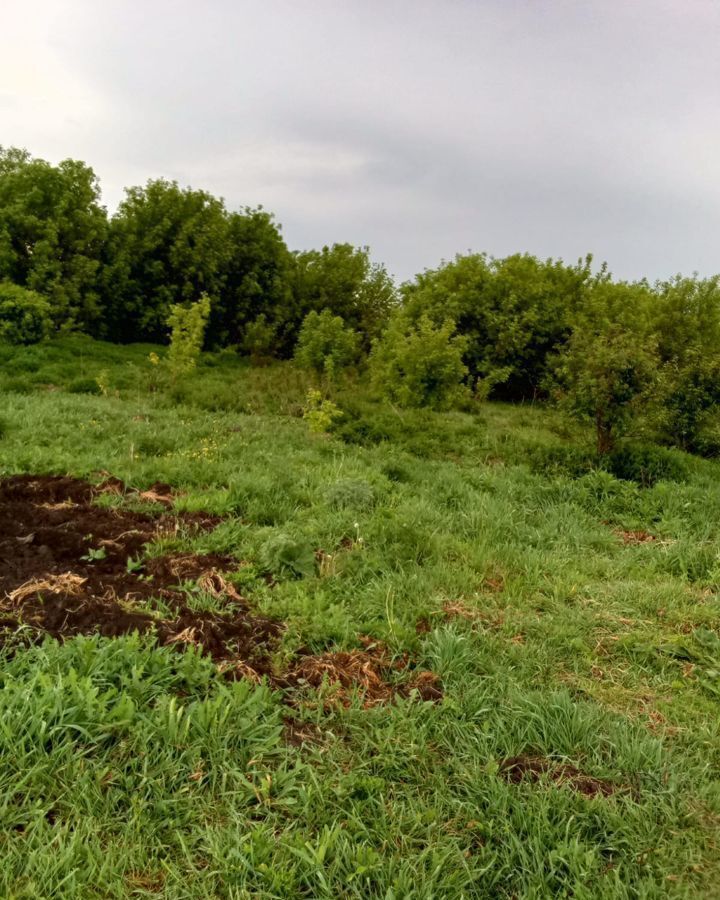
[283,636,443,707]
[0,474,282,675]
[499,754,628,799]
[0,474,444,705]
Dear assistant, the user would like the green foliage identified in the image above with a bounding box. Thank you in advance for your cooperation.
[402,252,591,398]
[302,388,343,434]
[606,443,693,487]
[369,313,469,409]
[294,309,360,378]
[207,208,293,351]
[0,147,107,332]
[0,281,51,344]
[292,243,396,348]
[259,531,316,578]
[549,281,659,454]
[653,276,720,452]
[104,179,229,343]
[241,314,279,363]
[166,293,212,377]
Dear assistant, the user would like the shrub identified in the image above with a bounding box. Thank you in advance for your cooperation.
[293,309,359,379]
[242,314,278,363]
[302,389,343,435]
[0,282,51,344]
[400,252,591,398]
[260,532,316,578]
[654,351,720,452]
[548,281,658,454]
[606,444,692,487]
[369,314,469,409]
[166,293,212,377]
[67,376,102,395]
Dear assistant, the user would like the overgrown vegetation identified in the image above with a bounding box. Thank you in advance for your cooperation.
[2,142,720,896]
[3,145,720,460]
[0,339,718,896]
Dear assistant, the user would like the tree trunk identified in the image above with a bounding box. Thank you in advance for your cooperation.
[596,413,613,455]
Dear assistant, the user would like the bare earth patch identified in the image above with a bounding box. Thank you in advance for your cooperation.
[0,474,281,675]
[0,475,443,706]
[499,754,627,798]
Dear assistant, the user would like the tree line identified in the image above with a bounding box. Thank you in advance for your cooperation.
[1,146,719,457]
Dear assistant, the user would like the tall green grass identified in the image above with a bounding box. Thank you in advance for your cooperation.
[0,337,719,896]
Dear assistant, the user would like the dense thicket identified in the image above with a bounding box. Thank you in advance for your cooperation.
[0,148,107,332]
[2,145,720,457]
[0,148,395,354]
[401,252,592,399]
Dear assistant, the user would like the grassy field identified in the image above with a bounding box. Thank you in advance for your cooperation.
[1,336,719,898]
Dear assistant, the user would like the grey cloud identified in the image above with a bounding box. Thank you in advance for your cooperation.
[3,0,720,281]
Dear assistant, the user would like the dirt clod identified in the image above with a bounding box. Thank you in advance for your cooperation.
[283,637,442,708]
[499,754,623,798]
[616,529,656,545]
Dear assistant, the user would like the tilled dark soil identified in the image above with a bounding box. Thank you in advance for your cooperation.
[0,474,281,674]
[0,474,443,704]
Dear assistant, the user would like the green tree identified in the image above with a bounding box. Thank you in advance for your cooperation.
[294,309,359,379]
[241,314,279,364]
[291,243,396,350]
[369,313,469,409]
[653,275,720,451]
[0,281,52,344]
[550,281,658,454]
[207,207,293,351]
[104,179,230,343]
[166,293,212,377]
[401,252,593,398]
[0,147,107,332]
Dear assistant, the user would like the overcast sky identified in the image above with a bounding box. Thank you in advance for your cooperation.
[2,0,719,282]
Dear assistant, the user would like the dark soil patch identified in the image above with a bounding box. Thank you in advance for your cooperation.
[282,636,443,708]
[0,475,282,673]
[0,475,443,703]
[499,754,624,798]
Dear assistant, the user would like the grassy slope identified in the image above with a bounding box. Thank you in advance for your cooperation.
[0,336,719,898]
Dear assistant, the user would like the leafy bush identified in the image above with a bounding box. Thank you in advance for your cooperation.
[329,402,395,446]
[260,532,316,578]
[291,243,396,348]
[302,388,343,434]
[400,253,591,398]
[549,282,658,454]
[606,444,692,487]
[0,282,51,344]
[67,376,102,395]
[166,293,212,377]
[293,309,359,379]
[369,314,469,409]
[242,314,278,363]
[652,276,720,451]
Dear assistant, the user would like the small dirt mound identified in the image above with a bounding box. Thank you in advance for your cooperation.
[284,637,442,707]
[0,475,282,673]
[615,528,656,545]
[499,754,622,798]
